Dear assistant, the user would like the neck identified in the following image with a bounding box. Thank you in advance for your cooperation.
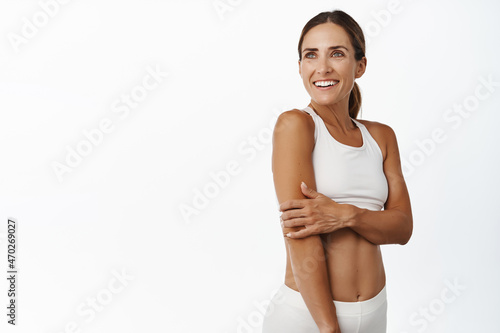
[308,99,356,133]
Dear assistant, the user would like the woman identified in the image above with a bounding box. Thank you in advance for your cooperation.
[262,10,413,333]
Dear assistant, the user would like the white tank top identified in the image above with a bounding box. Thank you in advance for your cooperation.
[302,106,388,211]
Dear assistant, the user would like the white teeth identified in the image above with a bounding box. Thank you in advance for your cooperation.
[314,80,337,87]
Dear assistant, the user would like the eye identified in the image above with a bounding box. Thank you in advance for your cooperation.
[332,51,344,57]
[305,52,316,59]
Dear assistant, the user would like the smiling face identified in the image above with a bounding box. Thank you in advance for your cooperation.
[299,22,366,108]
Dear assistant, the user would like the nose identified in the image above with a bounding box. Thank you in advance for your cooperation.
[317,57,332,75]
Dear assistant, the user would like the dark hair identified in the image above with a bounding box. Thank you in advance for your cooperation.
[298,10,366,118]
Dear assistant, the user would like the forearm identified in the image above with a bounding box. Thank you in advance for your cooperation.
[347,206,412,245]
[285,234,338,330]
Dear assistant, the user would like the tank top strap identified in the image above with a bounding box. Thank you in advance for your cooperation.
[301,106,318,143]
[301,106,316,117]
[350,118,366,133]
[301,106,322,123]
[351,118,384,158]
[351,118,372,141]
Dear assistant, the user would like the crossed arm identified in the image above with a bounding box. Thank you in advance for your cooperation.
[272,111,412,331]
[278,120,413,245]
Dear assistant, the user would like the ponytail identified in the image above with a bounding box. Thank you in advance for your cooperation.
[349,82,362,119]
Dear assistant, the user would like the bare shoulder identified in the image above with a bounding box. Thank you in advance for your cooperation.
[273,109,315,137]
[355,119,398,160]
[356,118,395,137]
[272,109,318,202]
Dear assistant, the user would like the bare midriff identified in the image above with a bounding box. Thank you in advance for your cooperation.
[284,227,386,302]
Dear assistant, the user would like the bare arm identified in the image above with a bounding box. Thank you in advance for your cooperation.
[347,123,413,245]
[272,110,339,332]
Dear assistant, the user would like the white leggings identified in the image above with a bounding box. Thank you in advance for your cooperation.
[261,284,387,333]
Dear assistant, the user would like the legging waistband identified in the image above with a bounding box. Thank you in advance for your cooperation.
[279,284,387,315]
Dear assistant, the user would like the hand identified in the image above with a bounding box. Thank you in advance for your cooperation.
[279,182,356,239]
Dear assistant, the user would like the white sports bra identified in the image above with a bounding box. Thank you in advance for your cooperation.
[302,106,388,211]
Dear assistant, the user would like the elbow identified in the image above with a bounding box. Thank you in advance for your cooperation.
[399,234,411,245]
[399,216,413,245]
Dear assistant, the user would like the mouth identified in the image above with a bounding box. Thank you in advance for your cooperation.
[313,80,339,90]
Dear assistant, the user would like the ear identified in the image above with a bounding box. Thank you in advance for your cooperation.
[355,56,367,79]
[298,59,302,77]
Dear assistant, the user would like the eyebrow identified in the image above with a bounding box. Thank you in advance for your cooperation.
[302,45,349,54]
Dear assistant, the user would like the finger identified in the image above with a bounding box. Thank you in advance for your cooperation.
[279,199,306,212]
[287,227,313,239]
[301,181,325,199]
[281,209,306,222]
[283,217,308,228]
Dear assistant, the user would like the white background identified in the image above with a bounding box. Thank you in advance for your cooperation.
[1,0,499,332]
